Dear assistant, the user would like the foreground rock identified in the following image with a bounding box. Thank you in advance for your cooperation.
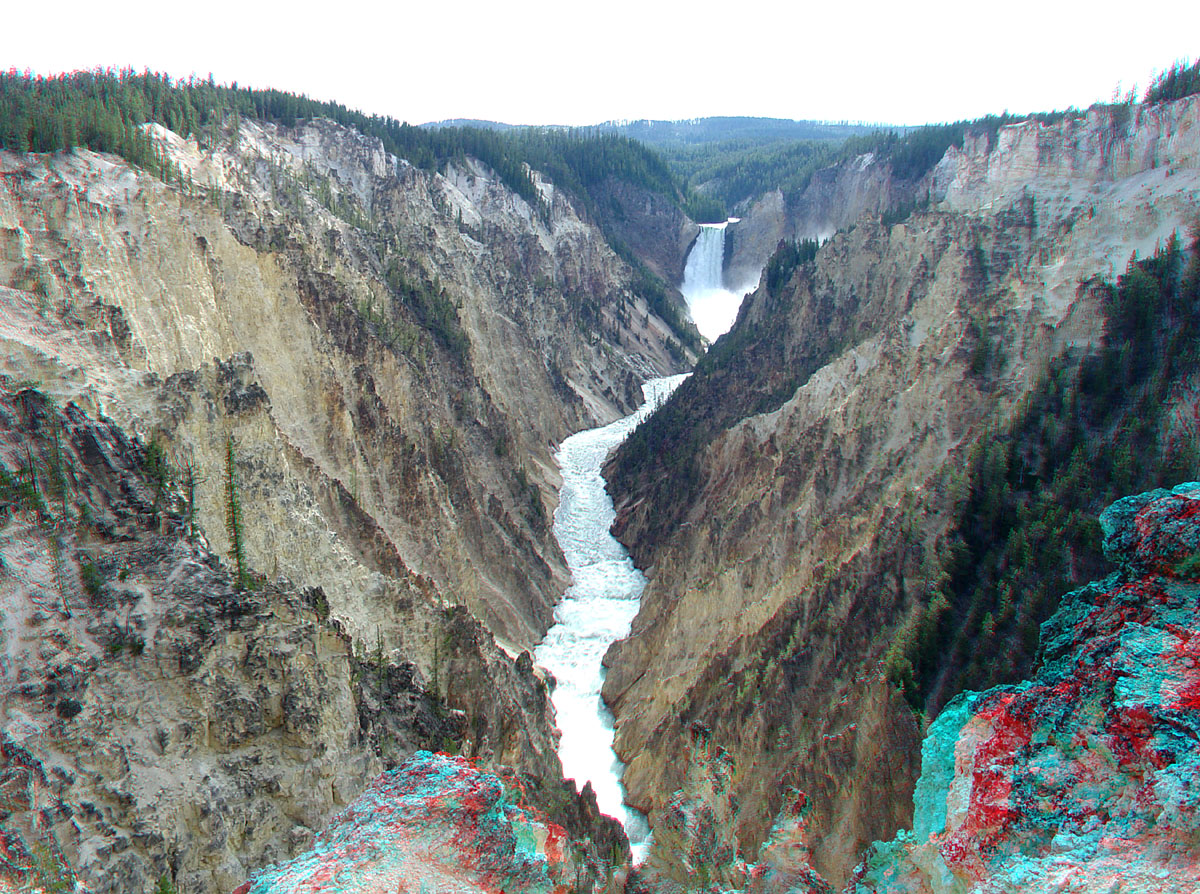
[851,484,1200,893]
[236,751,607,894]
[0,386,622,893]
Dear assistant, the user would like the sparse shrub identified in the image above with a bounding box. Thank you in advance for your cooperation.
[80,559,102,598]
[224,436,253,591]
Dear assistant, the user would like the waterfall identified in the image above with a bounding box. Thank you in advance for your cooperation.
[679,219,753,341]
[681,224,728,294]
[534,374,688,863]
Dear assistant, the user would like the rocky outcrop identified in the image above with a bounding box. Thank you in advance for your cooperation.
[235,751,611,894]
[851,484,1200,893]
[604,95,1200,887]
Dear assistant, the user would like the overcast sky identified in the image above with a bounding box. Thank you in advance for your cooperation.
[5,0,1199,127]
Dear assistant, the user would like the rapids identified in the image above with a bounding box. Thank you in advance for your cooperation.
[534,374,687,861]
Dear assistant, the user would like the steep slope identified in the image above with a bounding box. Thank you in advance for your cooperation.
[603,96,1200,886]
[853,484,1200,894]
[0,385,627,893]
[0,114,689,890]
[0,116,690,650]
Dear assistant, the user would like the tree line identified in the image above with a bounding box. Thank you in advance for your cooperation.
[887,230,1200,716]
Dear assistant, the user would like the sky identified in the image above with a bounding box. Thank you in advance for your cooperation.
[4,0,1199,128]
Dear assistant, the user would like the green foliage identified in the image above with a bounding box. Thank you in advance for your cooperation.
[153,875,178,894]
[682,190,728,225]
[1145,58,1200,105]
[661,138,839,211]
[764,238,820,295]
[0,462,49,518]
[179,457,202,542]
[142,438,173,515]
[895,232,1200,714]
[80,559,102,598]
[30,843,73,893]
[384,261,468,361]
[223,436,252,591]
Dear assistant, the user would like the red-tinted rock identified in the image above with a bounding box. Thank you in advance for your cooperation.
[852,484,1200,893]
[237,752,583,894]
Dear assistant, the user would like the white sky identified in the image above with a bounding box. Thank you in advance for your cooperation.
[4,0,1199,127]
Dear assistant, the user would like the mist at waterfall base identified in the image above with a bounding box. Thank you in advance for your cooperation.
[535,375,688,862]
[681,220,757,341]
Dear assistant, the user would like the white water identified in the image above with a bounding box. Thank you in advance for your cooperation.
[680,219,755,341]
[535,374,688,861]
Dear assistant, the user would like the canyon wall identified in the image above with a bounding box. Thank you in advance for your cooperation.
[0,118,688,890]
[605,96,1200,887]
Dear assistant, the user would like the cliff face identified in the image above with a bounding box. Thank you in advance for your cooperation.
[604,96,1200,887]
[724,151,920,287]
[727,98,1200,294]
[852,485,1200,894]
[0,117,689,651]
[588,176,700,286]
[0,119,684,890]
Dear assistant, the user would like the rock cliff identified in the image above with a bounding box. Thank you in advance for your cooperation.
[604,95,1200,886]
[1,117,690,652]
[727,97,1200,296]
[0,384,627,893]
[0,116,687,890]
[851,484,1200,893]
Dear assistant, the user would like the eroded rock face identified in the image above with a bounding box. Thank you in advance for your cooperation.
[0,117,689,653]
[604,95,1200,887]
[851,484,1200,894]
[626,723,833,894]
[0,386,623,893]
[0,116,676,891]
[727,96,1200,289]
[236,751,603,894]
[0,388,384,892]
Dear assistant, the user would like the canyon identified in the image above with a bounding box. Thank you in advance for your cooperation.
[1,76,1200,894]
[0,113,691,891]
[604,95,1200,887]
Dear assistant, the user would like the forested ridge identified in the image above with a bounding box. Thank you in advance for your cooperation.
[0,67,706,349]
[887,232,1200,716]
[657,57,1200,212]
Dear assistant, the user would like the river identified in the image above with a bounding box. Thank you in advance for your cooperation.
[534,374,687,861]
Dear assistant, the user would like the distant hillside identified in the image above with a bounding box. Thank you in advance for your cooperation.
[421,118,526,130]
[421,117,893,144]
[593,116,892,147]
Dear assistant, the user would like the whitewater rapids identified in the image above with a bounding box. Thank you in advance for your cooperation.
[535,374,687,861]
